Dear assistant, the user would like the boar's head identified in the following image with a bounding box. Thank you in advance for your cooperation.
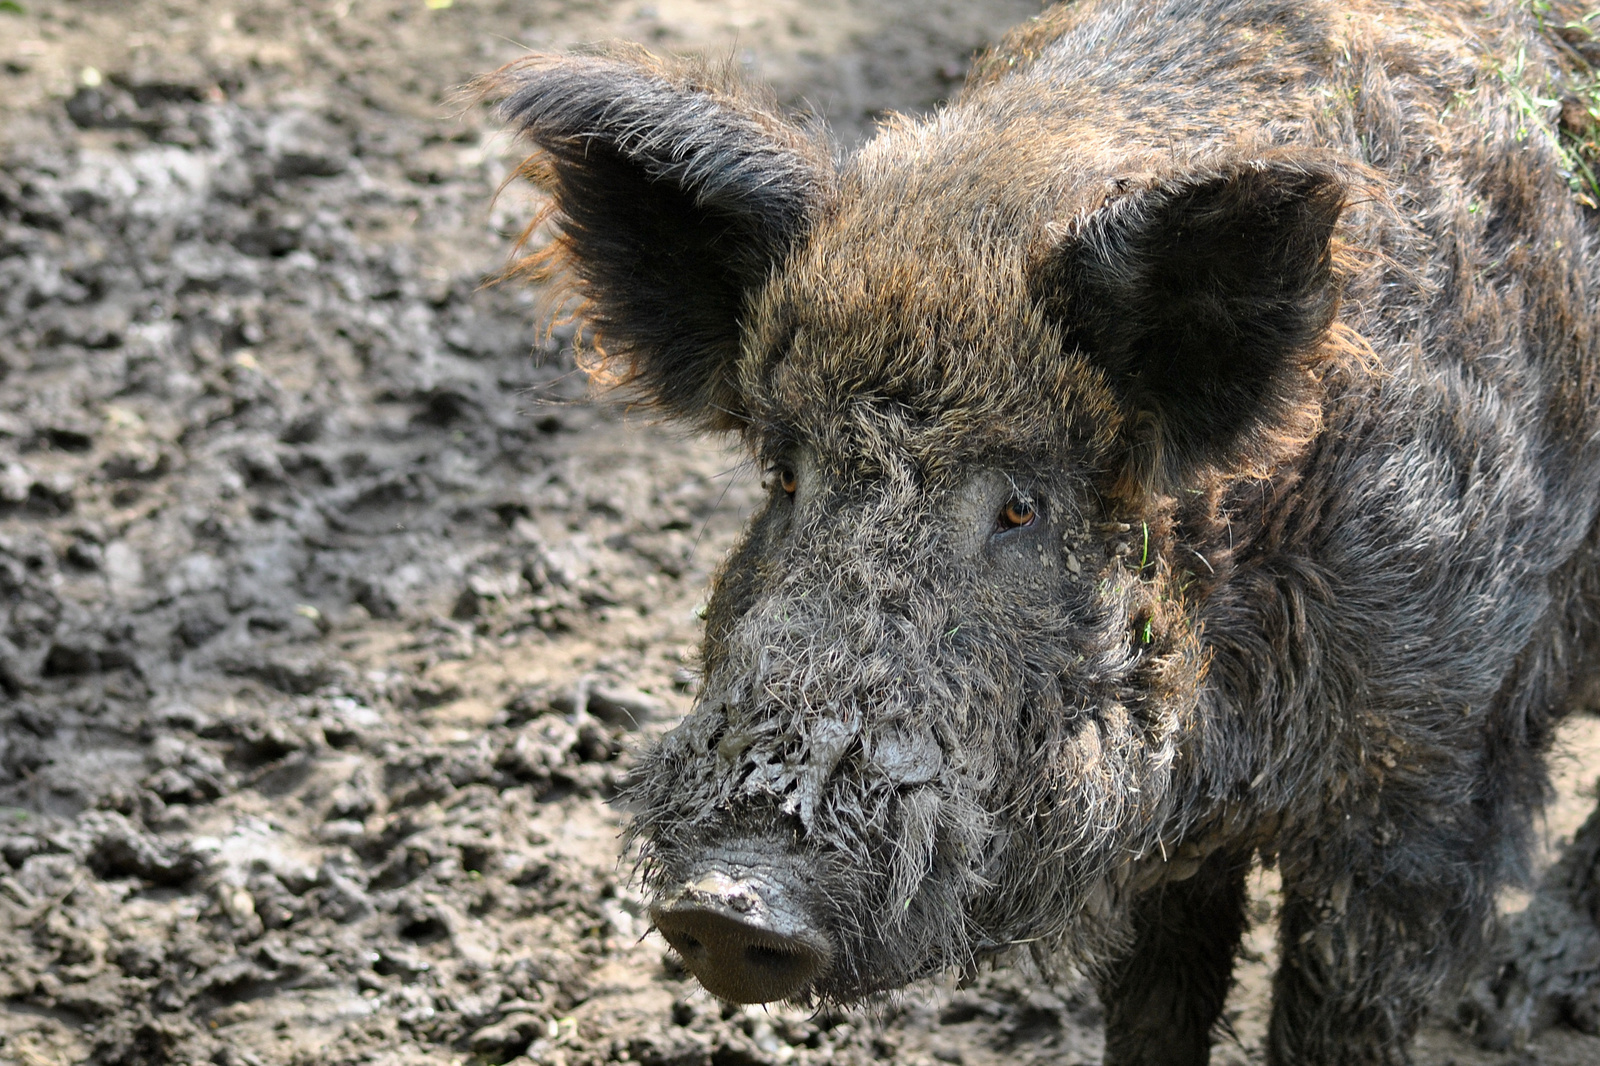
[484,50,1345,1005]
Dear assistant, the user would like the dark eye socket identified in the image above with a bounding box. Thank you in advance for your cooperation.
[996,496,1038,532]
[768,465,798,498]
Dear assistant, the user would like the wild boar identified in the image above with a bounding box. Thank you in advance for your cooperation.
[481,0,1600,1061]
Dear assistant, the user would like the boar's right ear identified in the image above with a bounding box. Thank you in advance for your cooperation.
[1037,158,1346,488]
[481,51,836,431]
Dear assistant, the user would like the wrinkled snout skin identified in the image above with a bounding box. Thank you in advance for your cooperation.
[485,1,1600,1062]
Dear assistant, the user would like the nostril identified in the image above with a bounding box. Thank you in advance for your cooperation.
[744,943,800,973]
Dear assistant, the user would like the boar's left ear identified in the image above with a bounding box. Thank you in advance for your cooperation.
[482,51,836,431]
[1036,158,1345,486]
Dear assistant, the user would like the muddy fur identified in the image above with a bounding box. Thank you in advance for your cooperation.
[484,1,1600,1063]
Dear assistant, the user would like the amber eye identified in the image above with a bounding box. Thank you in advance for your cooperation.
[997,497,1037,531]
[775,467,798,497]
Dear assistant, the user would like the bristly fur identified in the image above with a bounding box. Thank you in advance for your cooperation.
[488,2,1600,1063]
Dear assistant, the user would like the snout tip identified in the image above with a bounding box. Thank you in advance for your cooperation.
[654,906,826,1003]
[651,870,830,1003]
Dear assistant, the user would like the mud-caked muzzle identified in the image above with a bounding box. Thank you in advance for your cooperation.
[650,863,832,1003]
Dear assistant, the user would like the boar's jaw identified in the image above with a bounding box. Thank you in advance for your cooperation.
[650,859,831,1003]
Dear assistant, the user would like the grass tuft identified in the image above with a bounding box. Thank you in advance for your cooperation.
[1520,3,1600,206]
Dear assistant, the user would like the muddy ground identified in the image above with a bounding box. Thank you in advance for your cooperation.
[0,2,1597,1064]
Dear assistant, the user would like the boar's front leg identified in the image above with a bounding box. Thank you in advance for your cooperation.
[1268,834,1494,1065]
[1098,848,1252,1066]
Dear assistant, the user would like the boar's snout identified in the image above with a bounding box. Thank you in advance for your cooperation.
[650,863,830,1003]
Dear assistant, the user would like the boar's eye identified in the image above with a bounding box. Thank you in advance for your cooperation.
[996,496,1038,533]
[765,465,798,499]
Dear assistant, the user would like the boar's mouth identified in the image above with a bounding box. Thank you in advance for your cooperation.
[650,861,832,1003]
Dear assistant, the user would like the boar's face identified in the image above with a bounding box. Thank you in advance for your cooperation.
[486,52,1343,1004]
[630,360,1190,1001]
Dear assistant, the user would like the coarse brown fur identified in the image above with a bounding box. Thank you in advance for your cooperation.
[480,1,1600,1062]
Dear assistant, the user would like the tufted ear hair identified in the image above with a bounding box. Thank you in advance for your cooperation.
[1035,156,1347,489]
[481,50,837,431]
